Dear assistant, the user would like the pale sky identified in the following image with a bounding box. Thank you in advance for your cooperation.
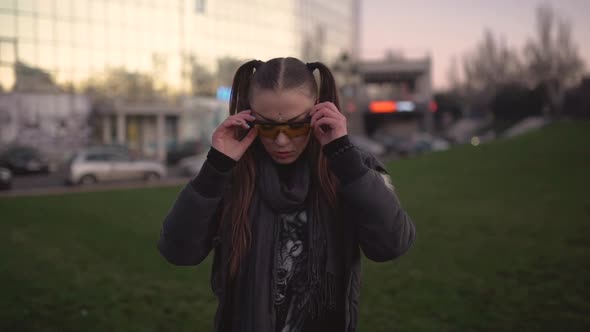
[361,0,590,90]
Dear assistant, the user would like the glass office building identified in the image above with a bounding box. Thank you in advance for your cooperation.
[0,0,359,94]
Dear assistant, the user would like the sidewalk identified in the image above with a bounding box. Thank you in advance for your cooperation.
[0,177,191,199]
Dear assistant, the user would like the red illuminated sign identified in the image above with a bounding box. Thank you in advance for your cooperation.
[369,101,397,113]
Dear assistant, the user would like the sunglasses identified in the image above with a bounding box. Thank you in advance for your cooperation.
[253,119,311,139]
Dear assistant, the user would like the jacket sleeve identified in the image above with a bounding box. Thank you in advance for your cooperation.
[157,159,232,266]
[325,137,416,262]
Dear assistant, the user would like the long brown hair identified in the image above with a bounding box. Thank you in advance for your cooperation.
[225,57,341,277]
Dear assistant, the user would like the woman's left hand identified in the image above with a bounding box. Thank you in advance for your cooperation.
[310,102,348,146]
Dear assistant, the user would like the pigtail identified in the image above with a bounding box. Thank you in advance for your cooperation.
[306,62,340,109]
[229,60,263,115]
[306,61,340,210]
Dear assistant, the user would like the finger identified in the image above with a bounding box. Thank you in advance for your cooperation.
[313,119,334,136]
[224,117,249,129]
[312,102,338,115]
[235,111,256,121]
[320,105,341,118]
[310,103,325,116]
[319,102,344,119]
[310,108,326,126]
[313,101,332,110]
[310,102,328,116]
[311,107,339,127]
[221,117,238,128]
[234,118,250,129]
[231,114,254,123]
[313,117,339,131]
[314,125,324,136]
[239,126,258,146]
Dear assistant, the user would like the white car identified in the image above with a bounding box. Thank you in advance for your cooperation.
[65,148,167,185]
[0,167,12,190]
[178,153,208,177]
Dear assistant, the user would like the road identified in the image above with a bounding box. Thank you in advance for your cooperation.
[1,154,400,198]
[0,166,190,198]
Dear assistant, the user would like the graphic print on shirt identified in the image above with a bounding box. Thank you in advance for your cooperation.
[275,210,308,332]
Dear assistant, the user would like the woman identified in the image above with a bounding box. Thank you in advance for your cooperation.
[158,57,416,332]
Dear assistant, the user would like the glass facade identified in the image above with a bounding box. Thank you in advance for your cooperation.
[0,0,358,95]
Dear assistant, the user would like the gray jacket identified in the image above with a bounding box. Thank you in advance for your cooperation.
[158,148,416,331]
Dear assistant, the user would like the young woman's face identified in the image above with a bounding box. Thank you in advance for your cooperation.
[250,88,315,164]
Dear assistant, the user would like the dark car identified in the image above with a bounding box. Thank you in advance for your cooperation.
[0,145,50,175]
[0,167,12,190]
[166,140,204,165]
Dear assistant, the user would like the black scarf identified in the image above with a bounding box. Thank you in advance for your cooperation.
[228,144,339,332]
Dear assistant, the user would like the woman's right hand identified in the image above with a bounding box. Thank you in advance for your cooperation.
[211,110,258,161]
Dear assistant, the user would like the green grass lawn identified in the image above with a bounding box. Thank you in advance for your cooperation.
[1,122,589,332]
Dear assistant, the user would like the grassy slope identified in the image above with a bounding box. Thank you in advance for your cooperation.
[358,121,590,332]
[1,122,588,332]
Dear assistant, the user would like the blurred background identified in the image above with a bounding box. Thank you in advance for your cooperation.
[0,0,588,191]
[0,0,589,331]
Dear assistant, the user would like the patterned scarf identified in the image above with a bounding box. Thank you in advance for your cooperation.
[228,145,338,332]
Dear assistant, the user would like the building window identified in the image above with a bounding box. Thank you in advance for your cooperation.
[17,0,34,13]
[0,41,16,64]
[17,15,35,41]
[0,0,16,11]
[195,0,206,13]
[0,13,16,38]
[0,65,15,90]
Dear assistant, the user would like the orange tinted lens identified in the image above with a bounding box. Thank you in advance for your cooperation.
[255,124,280,138]
[255,123,310,138]
[282,123,310,138]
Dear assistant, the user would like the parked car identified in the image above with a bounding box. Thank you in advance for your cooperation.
[83,143,131,155]
[0,145,50,175]
[166,140,205,165]
[374,133,451,157]
[178,152,208,177]
[65,147,167,185]
[414,133,451,152]
[0,167,12,190]
[349,135,386,156]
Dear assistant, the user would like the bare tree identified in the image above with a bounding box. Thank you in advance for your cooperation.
[216,57,243,87]
[187,55,215,96]
[82,68,159,103]
[456,30,523,117]
[524,4,585,116]
[462,30,522,93]
[446,56,462,92]
[151,53,170,97]
[13,61,61,93]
